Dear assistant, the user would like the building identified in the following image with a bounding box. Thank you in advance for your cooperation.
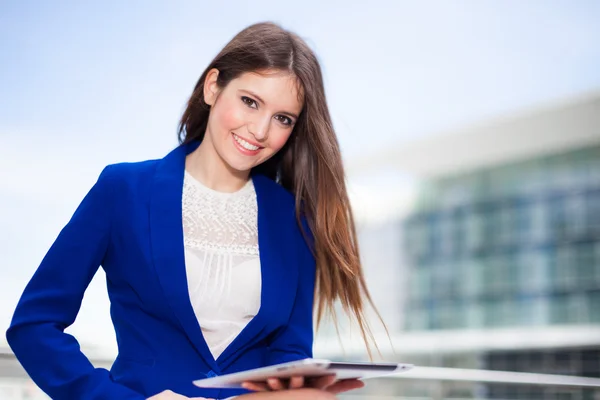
[327,91,600,399]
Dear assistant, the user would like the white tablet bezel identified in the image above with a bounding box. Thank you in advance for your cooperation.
[193,358,414,389]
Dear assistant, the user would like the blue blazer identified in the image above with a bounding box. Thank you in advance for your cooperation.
[6,141,316,400]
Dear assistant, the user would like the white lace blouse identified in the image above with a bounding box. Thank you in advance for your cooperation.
[182,171,262,360]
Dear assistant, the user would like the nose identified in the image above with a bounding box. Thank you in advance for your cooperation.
[248,114,270,141]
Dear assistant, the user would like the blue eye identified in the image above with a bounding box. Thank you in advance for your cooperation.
[241,96,258,109]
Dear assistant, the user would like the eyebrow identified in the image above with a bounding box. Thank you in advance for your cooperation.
[240,89,299,120]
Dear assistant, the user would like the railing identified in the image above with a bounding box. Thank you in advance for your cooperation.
[2,367,600,400]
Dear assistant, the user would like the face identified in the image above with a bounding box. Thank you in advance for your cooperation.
[202,69,304,175]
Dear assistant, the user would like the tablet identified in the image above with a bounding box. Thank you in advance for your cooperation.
[193,358,414,389]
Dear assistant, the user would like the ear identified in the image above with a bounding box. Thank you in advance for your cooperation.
[203,68,220,106]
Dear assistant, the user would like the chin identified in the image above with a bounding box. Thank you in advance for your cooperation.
[224,158,255,175]
[224,153,270,175]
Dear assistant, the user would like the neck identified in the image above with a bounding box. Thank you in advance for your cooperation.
[185,138,250,193]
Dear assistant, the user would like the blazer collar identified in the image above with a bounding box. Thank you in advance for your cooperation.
[149,142,297,372]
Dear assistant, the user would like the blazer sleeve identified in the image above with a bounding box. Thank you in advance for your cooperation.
[266,217,316,365]
[5,165,146,400]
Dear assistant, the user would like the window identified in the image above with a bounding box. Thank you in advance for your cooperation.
[465,208,486,253]
[550,293,586,325]
[517,249,551,295]
[516,295,549,326]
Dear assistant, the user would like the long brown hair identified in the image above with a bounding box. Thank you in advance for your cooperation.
[178,22,386,357]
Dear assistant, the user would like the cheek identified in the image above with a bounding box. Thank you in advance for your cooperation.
[268,130,293,152]
[212,100,245,132]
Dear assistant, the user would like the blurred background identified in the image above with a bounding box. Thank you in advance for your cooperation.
[1,1,600,399]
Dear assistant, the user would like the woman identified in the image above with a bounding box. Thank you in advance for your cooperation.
[6,22,381,400]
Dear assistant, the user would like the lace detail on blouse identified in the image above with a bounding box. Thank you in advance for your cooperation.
[182,171,259,256]
[182,171,261,360]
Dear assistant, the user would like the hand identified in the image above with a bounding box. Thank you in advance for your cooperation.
[309,375,365,394]
[147,389,214,400]
[242,375,364,394]
[242,376,305,391]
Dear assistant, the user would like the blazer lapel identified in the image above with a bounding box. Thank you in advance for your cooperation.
[218,174,298,369]
[149,141,220,372]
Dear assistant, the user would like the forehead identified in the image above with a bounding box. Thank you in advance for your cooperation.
[229,70,304,114]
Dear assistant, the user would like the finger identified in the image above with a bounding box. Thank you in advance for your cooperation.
[326,379,366,394]
[241,381,270,392]
[267,378,285,391]
[308,374,337,389]
[289,376,304,389]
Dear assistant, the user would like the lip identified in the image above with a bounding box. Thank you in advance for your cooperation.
[233,133,263,148]
[231,133,262,156]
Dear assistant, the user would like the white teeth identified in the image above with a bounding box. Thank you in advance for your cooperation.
[234,134,259,151]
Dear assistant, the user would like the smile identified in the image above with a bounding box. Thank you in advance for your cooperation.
[233,133,262,151]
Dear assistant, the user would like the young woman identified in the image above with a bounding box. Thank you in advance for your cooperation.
[6,22,381,400]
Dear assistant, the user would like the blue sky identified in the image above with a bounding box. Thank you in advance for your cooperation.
[1,0,600,349]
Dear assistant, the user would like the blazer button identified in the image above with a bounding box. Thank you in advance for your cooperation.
[207,370,218,378]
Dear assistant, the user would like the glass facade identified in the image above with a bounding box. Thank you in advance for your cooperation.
[401,145,600,398]
[403,146,600,331]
